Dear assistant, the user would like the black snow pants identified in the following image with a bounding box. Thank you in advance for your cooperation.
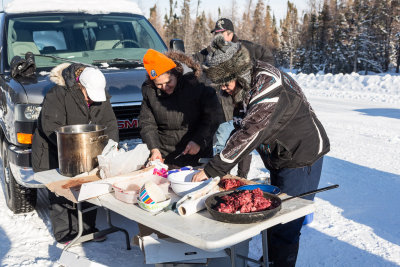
[267,157,324,267]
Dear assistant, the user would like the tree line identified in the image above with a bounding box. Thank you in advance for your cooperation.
[148,0,400,74]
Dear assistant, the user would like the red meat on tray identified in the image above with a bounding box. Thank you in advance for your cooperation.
[219,178,246,190]
[217,188,272,213]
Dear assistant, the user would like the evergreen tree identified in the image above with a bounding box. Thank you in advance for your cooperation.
[157,0,400,74]
[280,1,300,70]
[164,0,182,43]
[330,1,353,74]
[181,0,193,54]
[264,5,279,55]
[252,0,265,45]
[271,15,280,54]
[297,12,320,73]
[373,0,400,72]
[347,0,381,73]
[317,0,334,72]
[230,0,237,23]
[148,5,164,40]
[238,0,253,41]
[192,11,212,53]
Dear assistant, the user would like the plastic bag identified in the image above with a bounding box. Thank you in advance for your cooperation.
[97,141,150,178]
[147,160,169,178]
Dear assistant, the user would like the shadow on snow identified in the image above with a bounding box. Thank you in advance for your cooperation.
[318,156,400,246]
[354,108,400,120]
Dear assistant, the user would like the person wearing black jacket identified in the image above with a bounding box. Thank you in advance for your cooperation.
[194,18,275,178]
[139,49,223,168]
[193,35,330,267]
[193,18,275,66]
[32,63,119,243]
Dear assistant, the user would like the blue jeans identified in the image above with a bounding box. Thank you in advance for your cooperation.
[213,120,252,178]
[267,157,324,266]
[213,120,234,155]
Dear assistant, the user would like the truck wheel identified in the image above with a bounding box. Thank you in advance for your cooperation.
[1,140,36,213]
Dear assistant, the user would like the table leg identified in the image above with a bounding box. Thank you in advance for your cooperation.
[262,230,269,267]
[63,202,84,251]
[63,204,131,252]
[229,245,236,267]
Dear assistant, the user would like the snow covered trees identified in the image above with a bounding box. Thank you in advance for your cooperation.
[146,0,400,74]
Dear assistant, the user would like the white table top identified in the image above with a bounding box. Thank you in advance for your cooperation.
[34,169,315,252]
[90,191,314,252]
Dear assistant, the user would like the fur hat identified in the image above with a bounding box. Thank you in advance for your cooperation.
[203,35,252,101]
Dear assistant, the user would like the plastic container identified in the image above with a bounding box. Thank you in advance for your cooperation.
[138,198,171,213]
[167,169,211,196]
[139,181,168,204]
[112,174,170,204]
[112,181,141,204]
[236,184,281,195]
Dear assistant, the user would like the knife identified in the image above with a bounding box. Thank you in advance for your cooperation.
[174,152,185,160]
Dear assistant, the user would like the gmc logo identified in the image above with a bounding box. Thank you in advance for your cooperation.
[118,119,138,129]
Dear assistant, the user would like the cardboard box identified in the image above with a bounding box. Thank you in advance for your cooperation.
[136,233,227,265]
[45,166,156,203]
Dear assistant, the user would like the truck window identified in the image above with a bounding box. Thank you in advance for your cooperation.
[33,30,67,51]
[6,14,167,69]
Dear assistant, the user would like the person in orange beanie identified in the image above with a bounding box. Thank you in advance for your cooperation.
[139,49,223,167]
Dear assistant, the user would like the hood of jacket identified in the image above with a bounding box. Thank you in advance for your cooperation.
[49,62,87,88]
[165,50,202,79]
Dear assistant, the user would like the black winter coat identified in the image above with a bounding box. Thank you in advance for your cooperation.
[139,73,223,167]
[32,64,119,172]
[194,34,275,66]
[204,62,330,177]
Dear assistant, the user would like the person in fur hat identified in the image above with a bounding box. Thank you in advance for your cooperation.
[193,18,275,179]
[193,35,330,267]
[139,49,223,167]
[32,63,118,243]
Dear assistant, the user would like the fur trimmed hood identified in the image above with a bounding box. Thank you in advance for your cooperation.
[164,50,202,78]
[49,63,86,88]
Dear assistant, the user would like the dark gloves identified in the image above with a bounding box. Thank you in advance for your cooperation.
[10,52,36,78]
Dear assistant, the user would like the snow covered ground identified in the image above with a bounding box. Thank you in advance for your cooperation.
[0,72,399,266]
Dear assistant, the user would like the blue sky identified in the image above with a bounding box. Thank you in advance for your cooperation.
[134,0,309,23]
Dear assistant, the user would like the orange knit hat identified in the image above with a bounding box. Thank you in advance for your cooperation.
[143,49,177,80]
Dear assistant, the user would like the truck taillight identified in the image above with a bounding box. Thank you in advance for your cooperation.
[17,133,33,144]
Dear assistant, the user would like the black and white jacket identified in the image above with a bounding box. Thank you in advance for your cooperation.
[204,61,330,177]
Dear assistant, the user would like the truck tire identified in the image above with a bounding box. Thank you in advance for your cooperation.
[1,140,36,213]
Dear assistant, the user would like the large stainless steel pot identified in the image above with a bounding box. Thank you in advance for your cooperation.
[56,124,108,177]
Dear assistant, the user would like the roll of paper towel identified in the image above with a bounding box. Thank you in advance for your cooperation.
[177,187,218,216]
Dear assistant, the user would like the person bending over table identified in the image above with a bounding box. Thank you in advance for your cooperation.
[192,35,330,267]
[32,63,119,243]
[139,49,223,168]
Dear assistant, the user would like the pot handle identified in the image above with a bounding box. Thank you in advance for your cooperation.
[283,184,339,202]
[90,135,108,143]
